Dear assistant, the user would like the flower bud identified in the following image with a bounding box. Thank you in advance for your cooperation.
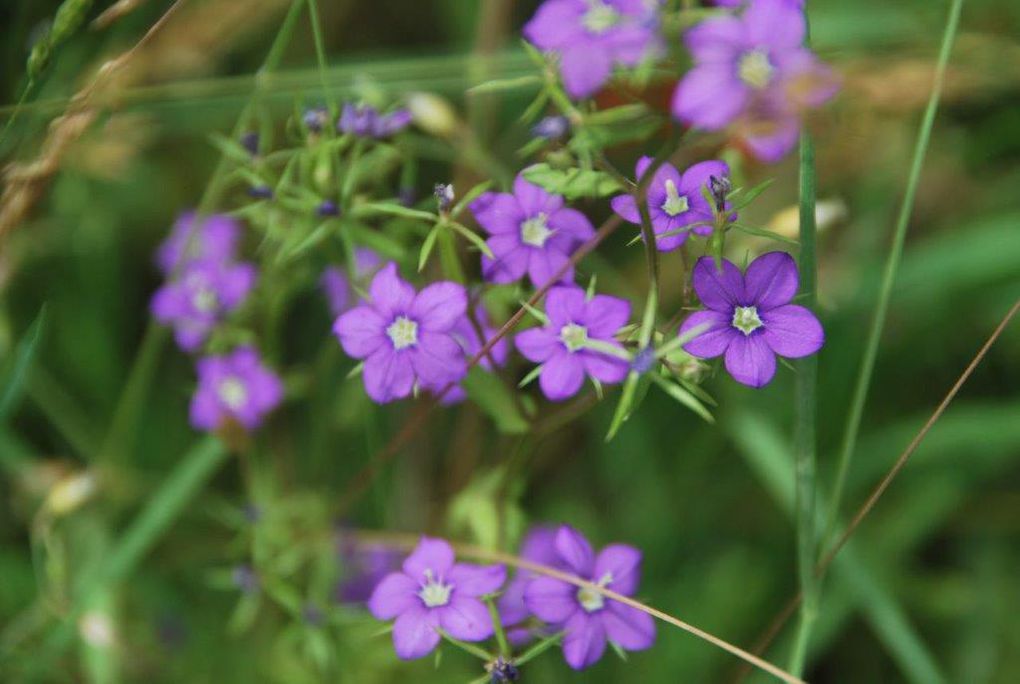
[406,92,458,138]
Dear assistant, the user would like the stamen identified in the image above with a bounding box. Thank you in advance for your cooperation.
[660,179,689,217]
[738,49,774,89]
[218,377,248,410]
[559,323,589,352]
[520,213,554,248]
[418,569,453,608]
[582,1,621,34]
[386,316,419,350]
[732,306,763,335]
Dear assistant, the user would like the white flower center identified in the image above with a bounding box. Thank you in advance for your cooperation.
[520,213,553,248]
[582,1,621,34]
[559,323,589,352]
[660,179,689,217]
[192,288,218,314]
[218,377,248,410]
[577,572,613,613]
[386,316,419,350]
[418,570,453,608]
[738,49,774,89]
[732,306,763,335]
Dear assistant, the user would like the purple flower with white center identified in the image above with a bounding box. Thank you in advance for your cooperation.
[438,306,511,404]
[320,249,382,318]
[189,346,283,431]
[333,263,469,403]
[368,537,506,660]
[679,252,823,387]
[672,0,838,162]
[610,157,733,252]
[338,103,413,139]
[524,526,655,670]
[498,527,562,645]
[515,285,630,401]
[470,175,595,288]
[524,0,664,99]
[151,259,256,352]
[155,211,240,275]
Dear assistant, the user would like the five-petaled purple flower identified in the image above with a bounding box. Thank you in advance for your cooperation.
[470,175,595,288]
[333,263,468,403]
[155,211,240,275]
[190,346,283,431]
[610,157,733,251]
[524,525,655,670]
[338,103,413,139]
[368,537,506,660]
[524,0,663,99]
[498,526,562,645]
[672,0,837,161]
[439,305,511,404]
[516,285,630,401]
[679,252,823,387]
[320,249,382,317]
[151,259,257,351]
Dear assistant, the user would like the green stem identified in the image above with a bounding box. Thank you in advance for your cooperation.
[437,628,494,661]
[824,0,966,543]
[788,129,818,677]
[305,0,335,108]
[484,597,510,657]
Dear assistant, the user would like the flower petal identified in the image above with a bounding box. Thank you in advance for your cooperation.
[523,0,586,50]
[692,256,745,310]
[583,294,631,337]
[744,0,806,49]
[581,351,628,385]
[470,192,524,235]
[762,304,824,358]
[367,572,419,620]
[555,525,595,576]
[611,193,641,224]
[527,247,573,290]
[684,16,747,63]
[410,331,467,386]
[672,65,748,130]
[603,601,656,651]
[724,334,777,387]
[562,611,607,670]
[402,537,455,580]
[744,251,798,310]
[524,576,578,624]
[539,351,585,401]
[363,349,414,403]
[369,263,415,317]
[680,310,735,359]
[392,604,440,660]
[482,238,529,284]
[516,327,560,364]
[547,207,595,241]
[438,596,494,641]
[741,113,801,163]
[333,306,387,359]
[545,286,587,326]
[560,45,612,100]
[514,175,563,217]
[447,563,506,597]
[593,544,642,597]
[411,282,467,331]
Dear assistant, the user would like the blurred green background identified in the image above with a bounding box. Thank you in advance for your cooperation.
[1,0,1019,682]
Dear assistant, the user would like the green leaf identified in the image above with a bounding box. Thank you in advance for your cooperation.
[418,226,440,271]
[648,373,714,424]
[584,104,650,125]
[468,75,542,94]
[360,202,437,222]
[521,163,622,199]
[451,180,493,219]
[208,132,253,165]
[462,367,529,434]
[448,221,494,259]
[730,177,775,210]
[731,221,799,246]
[0,306,46,421]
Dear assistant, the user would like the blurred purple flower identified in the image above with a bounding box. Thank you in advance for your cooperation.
[470,175,594,288]
[303,105,331,133]
[672,0,838,162]
[524,525,655,670]
[524,0,664,99]
[155,212,240,275]
[336,541,403,604]
[240,131,259,157]
[610,157,733,251]
[151,259,256,352]
[368,537,506,660]
[679,252,823,387]
[317,199,340,217]
[498,526,561,645]
[320,249,382,318]
[338,103,412,139]
[190,346,283,431]
[231,564,260,594]
[439,305,511,404]
[532,115,570,141]
[333,263,468,403]
[515,285,630,401]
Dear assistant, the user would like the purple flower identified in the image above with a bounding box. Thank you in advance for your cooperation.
[240,132,259,157]
[498,527,561,645]
[368,537,506,660]
[679,252,823,387]
[338,103,413,139]
[672,0,838,162]
[515,285,630,401]
[524,0,663,99]
[524,526,655,670]
[610,157,732,251]
[320,249,382,318]
[303,106,331,133]
[333,263,469,403]
[335,540,403,604]
[155,212,240,275]
[470,175,595,288]
[190,346,283,431]
[151,259,256,351]
[439,305,511,404]
[532,115,570,141]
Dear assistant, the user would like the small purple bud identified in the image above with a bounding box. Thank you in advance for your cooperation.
[397,187,416,208]
[532,115,570,141]
[240,131,259,157]
[302,603,325,627]
[248,185,273,200]
[231,565,259,594]
[243,503,262,524]
[709,174,732,213]
[434,183,454,212]
[303,106,330,134]
[487,657,520,683]
[631,346,656,374]
[317,199,340,217]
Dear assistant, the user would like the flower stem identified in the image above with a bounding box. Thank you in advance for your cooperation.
[824,0,966,543]
[436,628,494,661]
[788,128,818,677]
[484,596,511,657]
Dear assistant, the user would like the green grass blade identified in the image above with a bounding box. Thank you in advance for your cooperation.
[0,305,46,421]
